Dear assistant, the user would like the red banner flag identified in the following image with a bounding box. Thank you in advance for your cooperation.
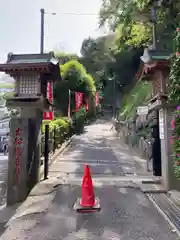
[44,82,54,120]
[47,82,53,104]
[75,92,83,112]
[95,92,99,107]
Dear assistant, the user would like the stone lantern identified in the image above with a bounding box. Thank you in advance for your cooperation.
[136,47,179,191]
[0,51,60,111]
[0,51,61,205]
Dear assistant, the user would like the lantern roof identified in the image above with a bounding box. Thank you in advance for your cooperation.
[140,48,172,64]
[6,52,59,65]
[136,48,172,81]
[0,51,61,78]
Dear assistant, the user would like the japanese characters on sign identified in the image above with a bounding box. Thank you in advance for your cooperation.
[15,127,23,184]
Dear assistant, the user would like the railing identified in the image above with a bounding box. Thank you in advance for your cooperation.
[41,126,71,157]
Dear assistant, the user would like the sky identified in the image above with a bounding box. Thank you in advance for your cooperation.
[0,0,105,63]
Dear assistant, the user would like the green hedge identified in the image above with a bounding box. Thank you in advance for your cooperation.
[41,105,101,156]
[72,107,87,134]
[41,117,72,156]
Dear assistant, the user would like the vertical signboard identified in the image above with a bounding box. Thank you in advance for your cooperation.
[159,109,165,139]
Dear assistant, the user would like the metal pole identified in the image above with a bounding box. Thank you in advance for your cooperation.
[113,78,116,118]
[44,124,49,180]
[68,89,71,118]
[53,127,56,153]
[40,8,45,53]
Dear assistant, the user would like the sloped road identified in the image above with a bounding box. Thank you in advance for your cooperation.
[0,120,178,240]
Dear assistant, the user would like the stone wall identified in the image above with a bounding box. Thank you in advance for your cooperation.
[117,119,153,160]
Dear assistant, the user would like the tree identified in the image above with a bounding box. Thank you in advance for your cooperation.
[78,31,144,107]
[55,52,78,64]
[80,35,115,90]
[54,59,96,116]
[99,0,180,51]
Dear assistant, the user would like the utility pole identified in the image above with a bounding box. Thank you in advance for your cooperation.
[40,8,45,53]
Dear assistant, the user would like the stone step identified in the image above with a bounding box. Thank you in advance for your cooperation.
[138,183,167,193]
[50,174,161,186]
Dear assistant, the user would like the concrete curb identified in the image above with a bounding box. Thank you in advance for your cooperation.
[39,135,75,179]
[0,135,75,206]
[147,194,180,236]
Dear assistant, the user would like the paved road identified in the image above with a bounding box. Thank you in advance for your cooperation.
[0,121,179,239]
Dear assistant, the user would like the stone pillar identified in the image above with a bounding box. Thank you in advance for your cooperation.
[7,108,42,205]
[27,113,42,190]
[7,118,29,205]
[159,108,180,190]
[20,108,42,192]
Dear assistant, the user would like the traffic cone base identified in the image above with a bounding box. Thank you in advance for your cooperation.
[73,197,100,213]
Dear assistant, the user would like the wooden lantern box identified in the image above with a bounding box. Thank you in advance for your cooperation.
[0,51,61,110]
[137,48,171,111]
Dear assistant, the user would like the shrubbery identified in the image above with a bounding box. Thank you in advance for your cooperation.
[41,117,72,156]
[95,104,103,116]
[71,107,87,134]
[41,102,101,156]
[41,108,88,155]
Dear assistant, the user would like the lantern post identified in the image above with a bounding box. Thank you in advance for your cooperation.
[0,52,61,205]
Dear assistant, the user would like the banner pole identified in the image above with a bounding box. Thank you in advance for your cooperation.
[68,89,71,118]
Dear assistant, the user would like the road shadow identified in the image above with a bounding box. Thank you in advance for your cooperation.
[21,184,177,240]
[59,129,141,178]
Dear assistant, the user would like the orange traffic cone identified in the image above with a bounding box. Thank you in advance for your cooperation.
[73,165,100,212]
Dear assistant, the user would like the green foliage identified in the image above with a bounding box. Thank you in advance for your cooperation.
[168,29,180,178]
[119,81,152,120]
[55,52,78,64]
[80,36,115,90]
[42,118,69,134]
[79,34,143,108]
[53,59,96,116]
[41,117,72,156]
[99,0,179,51]
[95,104,102,116]
[172,110,180,178]
[169,55,180,105]
[72,107,87,134]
